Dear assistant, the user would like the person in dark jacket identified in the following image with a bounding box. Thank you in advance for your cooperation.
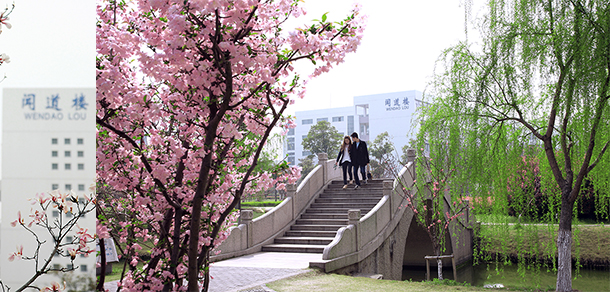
[335,136,354,189]
[350,132,370,189]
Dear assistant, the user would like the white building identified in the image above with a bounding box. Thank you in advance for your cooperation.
[1,88,96,290]
[288,90,422,165]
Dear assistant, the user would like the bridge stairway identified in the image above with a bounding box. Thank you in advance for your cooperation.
[261,179,385,253]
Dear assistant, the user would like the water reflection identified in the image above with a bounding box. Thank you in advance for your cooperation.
[402,262,610,292]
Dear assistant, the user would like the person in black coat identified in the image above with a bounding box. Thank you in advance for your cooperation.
[350,132,370,189]
[335,136,354,189]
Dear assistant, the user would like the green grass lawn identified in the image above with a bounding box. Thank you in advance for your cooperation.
[266,270,491,292]
[479,224,610,264]
[100,261,146,282]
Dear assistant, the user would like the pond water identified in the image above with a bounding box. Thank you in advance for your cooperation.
[402,262,610,291]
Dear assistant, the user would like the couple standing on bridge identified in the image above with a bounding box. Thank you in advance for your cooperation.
[335,132,371,190]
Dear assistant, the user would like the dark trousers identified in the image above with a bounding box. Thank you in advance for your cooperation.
[341,162,353,185]
[353,164,366,185]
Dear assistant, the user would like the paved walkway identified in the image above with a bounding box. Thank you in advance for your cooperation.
[104,252,322,292]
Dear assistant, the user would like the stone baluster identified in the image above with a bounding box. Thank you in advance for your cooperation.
[348,209,361,250]
[317,152,329,183]
[241,210,254,248]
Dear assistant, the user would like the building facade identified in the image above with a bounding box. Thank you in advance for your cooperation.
[1,88,96,289]
[288,90,422,165]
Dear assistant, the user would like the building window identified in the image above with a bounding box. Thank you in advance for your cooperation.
[302,135,307,141]
[67,264,73,270]
[65,151,71,157]
[65,184,72,191]
[302,119,313,125]
[302,150,312,156]
[347,115,354,134]
[287,156,295,165]
[332,116,344,122]
[80,265,88,272]
[52,163,58,170]
[77,151,84,157]
[52,210,60,218]
[66,236,73,243]
[52,150,58,157]
[77,138,84,145]
[287,128,294,135]
[53,264,61,270]
[52,184,59,190]
[78,184,85,191]
[287,137,295,151]
[78,164,84,170]
[65,163,71,170]
[317,117,328,123]
[51,138,58,145]
[64,138,71,145]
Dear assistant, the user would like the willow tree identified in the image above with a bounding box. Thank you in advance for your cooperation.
[418,1,610,291]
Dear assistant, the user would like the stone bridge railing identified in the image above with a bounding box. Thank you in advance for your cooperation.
[211,153,342,261]
[317,150,417,272]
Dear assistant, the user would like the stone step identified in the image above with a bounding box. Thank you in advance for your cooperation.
[326,185,383,191]
[296,218,348,225]
[310,203,377,209]
[319,193,384,198]
[306,208,373,214]
[274,236,334,245]
[261,244,326,253]
[290,224,344,231]
[329,179,385,184]
[315,198,381,204]
[284,230,337,237]
[301,213,350,220]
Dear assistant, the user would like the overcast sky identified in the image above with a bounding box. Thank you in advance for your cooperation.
[0,0,482,114]
[0,0,485,177]
[287,0,484,115]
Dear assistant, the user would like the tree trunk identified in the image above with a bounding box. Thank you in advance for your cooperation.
[96,239,107,291]
[202,248,211,292]
[556,198,573,292]
[437,258,443,280]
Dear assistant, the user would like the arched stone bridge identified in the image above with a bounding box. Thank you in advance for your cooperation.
[211,151,475,280]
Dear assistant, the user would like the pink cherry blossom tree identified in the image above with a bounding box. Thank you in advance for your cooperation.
[96,0,364,291]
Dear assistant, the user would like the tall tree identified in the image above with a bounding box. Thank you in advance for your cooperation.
[301,120,343,158]
[369,131,397,178]
[96,0,364,291]
[419,1,610,291]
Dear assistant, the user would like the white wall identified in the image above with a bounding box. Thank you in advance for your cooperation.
[293,106,353,164]
[288,91,422,168]
[354,90,422,156]
[1,88,96,290]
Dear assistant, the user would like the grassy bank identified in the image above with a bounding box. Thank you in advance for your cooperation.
[478,224,610,266]
[266,270,490,292]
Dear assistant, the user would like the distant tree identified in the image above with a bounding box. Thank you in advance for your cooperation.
[400,139,417,165]
[302,120,343,158]
[369,132,397,178]
[297,155,316,183]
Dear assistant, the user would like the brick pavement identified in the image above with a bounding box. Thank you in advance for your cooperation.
[103,252,319,292]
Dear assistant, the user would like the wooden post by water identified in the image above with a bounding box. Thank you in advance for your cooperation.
[424,254,457,281]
